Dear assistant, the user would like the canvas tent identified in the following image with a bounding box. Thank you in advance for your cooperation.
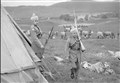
[1,6,48,83]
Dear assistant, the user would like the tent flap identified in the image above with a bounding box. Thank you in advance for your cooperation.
[1,6,48,83]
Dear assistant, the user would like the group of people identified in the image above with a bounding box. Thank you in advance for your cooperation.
[29,13,86,80]
[97,31,117,39]
[61,30,119,40]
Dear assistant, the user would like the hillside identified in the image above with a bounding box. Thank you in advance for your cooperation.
[52,2,119,13]
[5,2,119,18]
[5,6,69,18]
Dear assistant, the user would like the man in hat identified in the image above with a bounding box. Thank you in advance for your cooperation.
[65,28,85,79]
[31,13,39,25]
[30,13,43,39]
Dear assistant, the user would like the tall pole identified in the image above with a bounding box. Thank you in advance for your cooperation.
[73,10,84,81]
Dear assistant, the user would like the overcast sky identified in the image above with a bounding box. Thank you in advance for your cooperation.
[1,0,119,6]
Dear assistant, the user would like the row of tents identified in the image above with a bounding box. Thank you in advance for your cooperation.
[1,6,49,83]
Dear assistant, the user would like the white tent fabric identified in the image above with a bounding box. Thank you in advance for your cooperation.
[1,6,33,73]
[1,6,48,83]
[1,36,18,73]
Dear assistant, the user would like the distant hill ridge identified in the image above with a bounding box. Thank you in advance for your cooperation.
[5,2,119,18]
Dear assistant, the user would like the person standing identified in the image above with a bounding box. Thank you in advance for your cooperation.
[30,14,56,79]
[30,25,44,60]
[65,29,85,80]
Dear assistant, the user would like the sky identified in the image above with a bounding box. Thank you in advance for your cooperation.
[1,0,119,6]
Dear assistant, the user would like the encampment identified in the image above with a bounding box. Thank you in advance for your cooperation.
[1,6,48,83]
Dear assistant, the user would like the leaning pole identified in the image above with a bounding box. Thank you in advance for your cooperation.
[73,10,85,82]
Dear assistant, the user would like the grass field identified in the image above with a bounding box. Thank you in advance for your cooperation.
[15,16,120,83]
[42,38,120,83]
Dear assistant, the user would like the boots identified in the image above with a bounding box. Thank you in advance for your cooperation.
[70,67,77,79]
[70,68,74,79]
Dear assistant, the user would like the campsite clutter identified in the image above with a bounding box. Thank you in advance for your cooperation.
[1,5,120,83]
[81,61,115,75]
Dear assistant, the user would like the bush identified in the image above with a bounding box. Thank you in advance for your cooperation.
[101,14,108,19]
[59,14,74,22]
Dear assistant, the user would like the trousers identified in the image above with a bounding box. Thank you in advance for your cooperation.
[69,50,81,79]
[69,50,81,68]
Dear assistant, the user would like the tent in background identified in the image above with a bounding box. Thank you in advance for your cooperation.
[1,6,48,83]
